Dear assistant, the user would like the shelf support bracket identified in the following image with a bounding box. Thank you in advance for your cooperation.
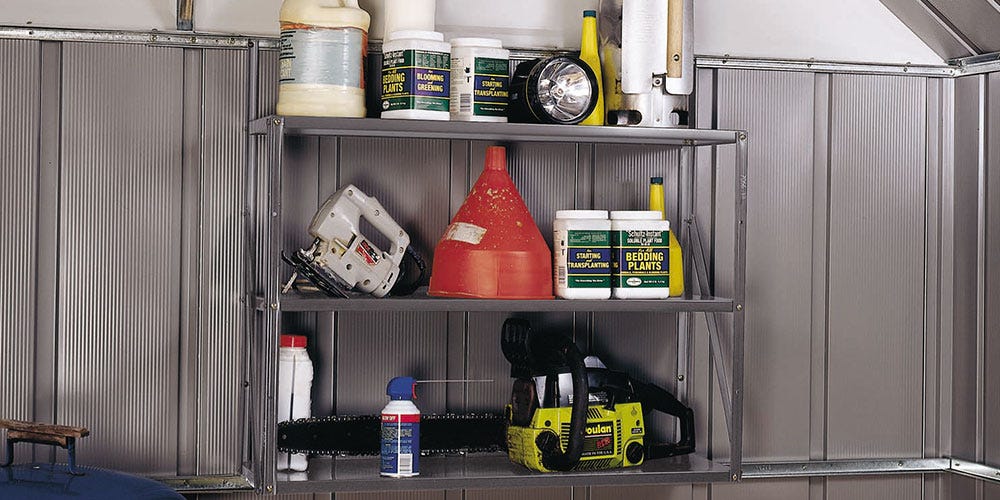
[687,216,734,438]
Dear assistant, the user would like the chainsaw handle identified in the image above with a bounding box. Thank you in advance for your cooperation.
[631,379,696,457]
[539,343,588,472]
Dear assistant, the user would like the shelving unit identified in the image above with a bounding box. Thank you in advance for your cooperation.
[246,116,748,494]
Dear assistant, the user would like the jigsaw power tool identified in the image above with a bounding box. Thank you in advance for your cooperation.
[283,184,425,297]
[501,318,695,472]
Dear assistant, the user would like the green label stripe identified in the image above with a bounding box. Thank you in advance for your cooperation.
[613,276,669,287]
[384,50,450,69]
[568,230,610,246]
[614,229,669,247]
[474,102,506,116]
[384,96,450,112]
[474,57,508,75]
[569,276,611,288]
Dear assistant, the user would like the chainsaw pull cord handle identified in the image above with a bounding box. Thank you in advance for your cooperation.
[631,379,696,458]
[539,340,588,472]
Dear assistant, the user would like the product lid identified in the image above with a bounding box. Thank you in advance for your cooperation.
[610,210,663,220]
[280,334,307,348]
[450,37,504,49]
[583,10,597,17]
[556,209,609,219]
[387,30,445,42]
[650,176,663,185]
[387,376,417,400]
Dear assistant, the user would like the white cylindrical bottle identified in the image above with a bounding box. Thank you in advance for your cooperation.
[277,0,371,117]
[381,30,451,120]
[277,334,313,472]
[554,210,612,299]
[380,376,420,477]
[383,0,436,39]
[449,38,509,122]
[611,210,671,299]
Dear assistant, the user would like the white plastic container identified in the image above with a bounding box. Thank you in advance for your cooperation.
[611,210,671,299]
[277,334,313,471]
[381,377,420,477]
[449,38,510,122]
[381,30,451,120]
[277,0,370,117]
[382,0,436,39]
[554,210,612,299]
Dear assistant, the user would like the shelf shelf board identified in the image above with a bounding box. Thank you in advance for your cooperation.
[250,115,741,146]
[266,288,734,313]
[275,453,731,493]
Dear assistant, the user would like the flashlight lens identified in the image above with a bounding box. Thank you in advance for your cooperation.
[536,60,593,122]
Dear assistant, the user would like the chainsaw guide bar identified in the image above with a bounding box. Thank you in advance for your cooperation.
[278,413,507,456]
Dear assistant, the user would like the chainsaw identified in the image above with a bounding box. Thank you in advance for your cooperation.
[282,184,425,297]
[501,318,695,472]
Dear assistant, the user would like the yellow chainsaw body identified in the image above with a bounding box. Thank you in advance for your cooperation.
[505,402,645,472]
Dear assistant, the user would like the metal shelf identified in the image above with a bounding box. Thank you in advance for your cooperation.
[275,453,731,493]
[267,288,734,313]
[249,115,741,146]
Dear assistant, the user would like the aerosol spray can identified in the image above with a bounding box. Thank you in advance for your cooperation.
[381,376,420,477]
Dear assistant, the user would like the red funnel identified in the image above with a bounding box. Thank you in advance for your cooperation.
[428,146,553,299]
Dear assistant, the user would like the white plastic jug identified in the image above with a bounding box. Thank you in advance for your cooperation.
[277,0,371,117]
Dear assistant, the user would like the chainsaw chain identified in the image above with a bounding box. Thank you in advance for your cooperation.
[278,413,507,457]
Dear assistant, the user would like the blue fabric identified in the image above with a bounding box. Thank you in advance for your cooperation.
[0,463,183,499]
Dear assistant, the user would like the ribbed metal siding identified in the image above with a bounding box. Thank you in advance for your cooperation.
[198,48,249,474]
[987,71,1000,468]
[0,39,40,458]
[466,488,571,500]
[951,75,983,460]
[715,69,816,461]
[592,484,691,500]
[259,49,279,117]
[336,312,449,414]
[826,74,926,459]
[57,42,183,474]
[827,476,922,500]
[711,479,810,500]
[341,491,445,500]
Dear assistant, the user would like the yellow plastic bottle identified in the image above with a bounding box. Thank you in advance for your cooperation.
[649,177,684,296]
[277,0,371,117]
[578,10,605,126]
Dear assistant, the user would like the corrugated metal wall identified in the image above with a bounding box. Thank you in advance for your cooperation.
[0,38,248,477]
[0,38,39,464]
[1,34,997,499]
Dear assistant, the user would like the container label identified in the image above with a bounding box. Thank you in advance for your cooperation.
[581,420,616,458]
[452,56,508,117]
[280,24,367,88]
[612,230,669,288]
[443,222,487,245]
[381,413,420,476]
[381,49,451,113]
[556,229,611,288]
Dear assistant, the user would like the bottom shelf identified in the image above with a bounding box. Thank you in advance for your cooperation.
[275,453,731,493]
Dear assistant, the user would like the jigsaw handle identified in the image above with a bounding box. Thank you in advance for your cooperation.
[348,186,409,258]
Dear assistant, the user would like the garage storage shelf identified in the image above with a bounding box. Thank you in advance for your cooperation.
[247,115,748,494]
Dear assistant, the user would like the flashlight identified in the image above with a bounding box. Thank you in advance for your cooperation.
[508,55,599,125]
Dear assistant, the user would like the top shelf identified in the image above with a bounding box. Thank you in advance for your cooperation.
[250,115,741,147]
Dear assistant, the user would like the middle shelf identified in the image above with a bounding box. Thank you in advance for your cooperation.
[264,288,734,313]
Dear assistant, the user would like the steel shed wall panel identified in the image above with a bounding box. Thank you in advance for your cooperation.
[952,75,984,460]
[710,478,810,500]
[825,74,926,459]
[465,487,571,500]
[827,476,923,500]
[0,38,40,460]
[715,69,816,461]
[986,71,1000,468]
[57,42,183,474]
[198,48,249,474]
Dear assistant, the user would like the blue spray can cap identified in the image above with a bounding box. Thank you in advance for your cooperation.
[387,376,417,400]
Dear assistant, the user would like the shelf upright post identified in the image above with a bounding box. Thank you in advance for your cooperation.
[241,39,260,488]
[256,117,286,494]
[730,131,749,480]
[676,146,693,433]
